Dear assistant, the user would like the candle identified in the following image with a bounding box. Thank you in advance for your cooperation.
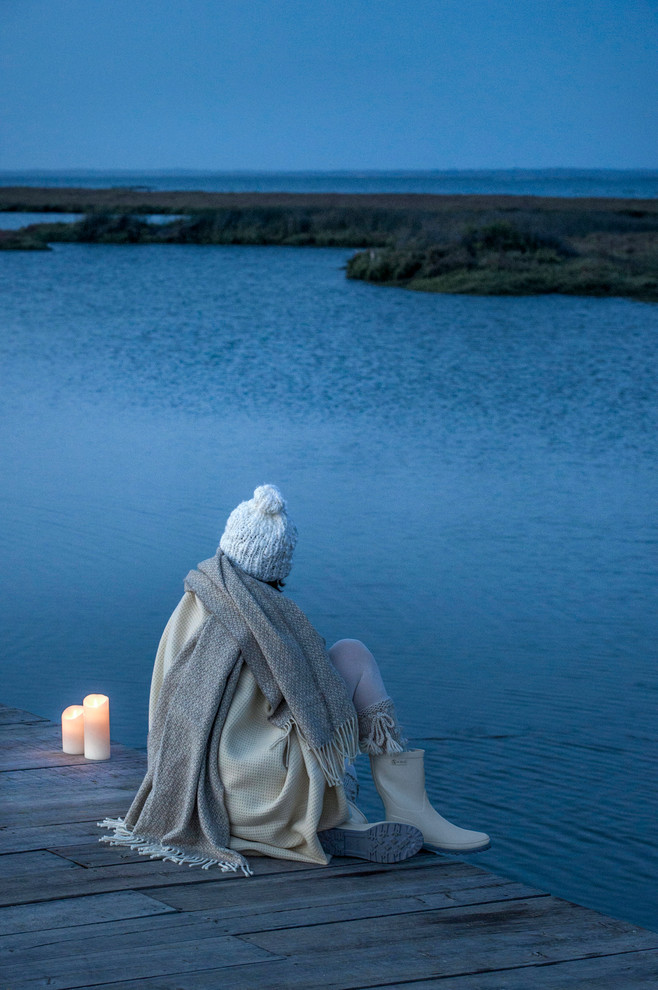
[61,705,85,754]
[83,694,111,760]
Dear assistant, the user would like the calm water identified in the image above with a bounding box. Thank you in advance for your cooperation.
[2,167,658,198]
[1,242,656,930]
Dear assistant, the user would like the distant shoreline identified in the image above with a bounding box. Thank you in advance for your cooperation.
[2,167,657,200]
[2,185,658,213]
[1,187,656,302]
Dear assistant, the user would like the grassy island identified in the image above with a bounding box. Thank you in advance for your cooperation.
[1,186,657,302]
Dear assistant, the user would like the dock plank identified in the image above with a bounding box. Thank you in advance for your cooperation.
[0,849,85,879]
[0,820,111,855]
[46,840,154,867]
[0,851,451,909]
[0,931,280,989]
[1,762,146,827]
[231,898,658,988]
[147,860,544,919]
[384,950,658,988]
[0,890,177,937]
[0,704,49,726]
[0,720,141,771]
[0,854,314,907]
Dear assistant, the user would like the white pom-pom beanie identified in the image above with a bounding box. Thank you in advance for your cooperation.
[219,484,298,582]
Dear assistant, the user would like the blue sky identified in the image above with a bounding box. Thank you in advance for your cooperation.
[1,0,656,170]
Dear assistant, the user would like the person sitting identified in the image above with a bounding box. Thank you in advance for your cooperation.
[100,484,489,875]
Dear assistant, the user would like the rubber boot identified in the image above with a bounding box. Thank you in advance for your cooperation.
[370,748,490,853]
[318,800,423,863]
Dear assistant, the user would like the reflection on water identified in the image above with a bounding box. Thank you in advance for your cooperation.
[1,243,656,929]
[0,212,83,229]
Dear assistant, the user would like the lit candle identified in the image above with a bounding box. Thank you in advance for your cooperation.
[61,705,85,754]
[83,694,111,760]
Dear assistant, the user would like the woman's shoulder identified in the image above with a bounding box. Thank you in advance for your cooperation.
[177,589,212,624]
[159,591,212,654]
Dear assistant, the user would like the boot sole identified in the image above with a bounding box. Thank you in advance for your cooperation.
[318,823,423,863]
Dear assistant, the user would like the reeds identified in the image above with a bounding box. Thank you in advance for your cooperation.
[1,190,656,301]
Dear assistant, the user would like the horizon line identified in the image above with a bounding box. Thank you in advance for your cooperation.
[1,166,657,177]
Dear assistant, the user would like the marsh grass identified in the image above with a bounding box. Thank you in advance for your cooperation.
[346,222,658,302]
[1,188,656,300]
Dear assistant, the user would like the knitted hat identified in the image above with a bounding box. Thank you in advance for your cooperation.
[219,484,297,582]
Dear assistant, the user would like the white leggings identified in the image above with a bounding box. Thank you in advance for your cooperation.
[328,638,390,713]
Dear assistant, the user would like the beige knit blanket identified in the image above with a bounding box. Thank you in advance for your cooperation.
[99,551,359,875]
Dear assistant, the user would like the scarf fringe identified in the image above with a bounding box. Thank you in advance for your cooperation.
[97,818,254,877]
[312,716,360,786]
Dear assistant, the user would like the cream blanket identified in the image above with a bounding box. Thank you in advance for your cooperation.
[99,552,358,875]
[153,592,348,864]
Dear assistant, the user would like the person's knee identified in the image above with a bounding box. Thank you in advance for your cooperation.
[328,639,378,684]
[328,638,374,668]
[329,639,389,711]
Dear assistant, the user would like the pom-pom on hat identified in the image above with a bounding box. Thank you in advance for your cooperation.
[219,484,298,582]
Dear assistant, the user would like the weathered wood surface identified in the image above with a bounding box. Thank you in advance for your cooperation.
[1,702,657,989]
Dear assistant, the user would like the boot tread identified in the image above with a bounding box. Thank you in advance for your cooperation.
[318,822,423,863]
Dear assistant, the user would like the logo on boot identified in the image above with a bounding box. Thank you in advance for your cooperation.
[391,758,407,765]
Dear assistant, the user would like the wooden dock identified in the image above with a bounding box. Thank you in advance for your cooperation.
[2,702,657,989]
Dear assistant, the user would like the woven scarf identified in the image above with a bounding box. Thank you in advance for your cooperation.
[99,551,359,876]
